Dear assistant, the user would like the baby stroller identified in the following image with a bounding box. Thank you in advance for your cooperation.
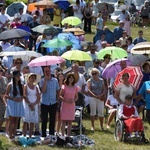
[114,106,148,143]
[71,92,85,135]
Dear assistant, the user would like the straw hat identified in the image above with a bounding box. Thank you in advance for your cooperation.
[25,73,41,85]
[65,72,78,84]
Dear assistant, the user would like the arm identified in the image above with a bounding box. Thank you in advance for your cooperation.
[40,78,47,93]
[23,85,32,105]
[114,89,123,104]
[105,99,114,109]
[59,88,65,102]
[87,80,97,98]
[74,88,78,102]
[32,86,41,106]
[118,104,128,119]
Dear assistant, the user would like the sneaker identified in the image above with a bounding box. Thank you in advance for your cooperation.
[34,131,41,136]
[91,127,94,131]
[106,125,110,129]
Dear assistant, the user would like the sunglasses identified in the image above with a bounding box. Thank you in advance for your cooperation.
[92,73,97,75]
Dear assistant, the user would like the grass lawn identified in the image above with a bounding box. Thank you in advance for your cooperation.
[0,23,150,150]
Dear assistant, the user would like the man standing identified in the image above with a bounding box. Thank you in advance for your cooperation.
[40,66,59,137]
[133,30,146,45]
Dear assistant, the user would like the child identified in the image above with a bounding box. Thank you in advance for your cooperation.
[96,12,104,33]
[118,95,144,137]
[124,15,131,36]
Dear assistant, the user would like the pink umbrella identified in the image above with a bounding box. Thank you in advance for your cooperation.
[28,56,65,67]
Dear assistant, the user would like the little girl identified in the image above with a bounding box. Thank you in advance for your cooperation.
[124,15,131,36]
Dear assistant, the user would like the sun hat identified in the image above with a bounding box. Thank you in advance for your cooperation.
[24,73,41,85]
[65,72,78,84]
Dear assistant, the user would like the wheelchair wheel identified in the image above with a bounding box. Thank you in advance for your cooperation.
[114,120,124,141]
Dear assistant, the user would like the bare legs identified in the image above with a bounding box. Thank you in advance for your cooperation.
[90,116,104,130]
[55,112,61,133]
[61,120,72,136]
[23,122,34,138]
[106,110,116,128]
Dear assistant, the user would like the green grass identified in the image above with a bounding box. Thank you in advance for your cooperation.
[1,24,150,150]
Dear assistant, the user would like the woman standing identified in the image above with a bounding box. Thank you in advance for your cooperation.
[55,72,64,134]
[115,73,136,104]
[83,2,92,33]
[40,9,51,25]
[5,70,24,141]
[59,73,78,136]
[0,68,8,132]
[53,5,61,27]
[87,68,105,131]
[23,73,41,138]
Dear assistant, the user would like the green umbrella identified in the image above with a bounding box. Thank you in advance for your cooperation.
[61,16,81,26]
[42,38,73,48]
[97,47,128,60]
[61,50,92,61]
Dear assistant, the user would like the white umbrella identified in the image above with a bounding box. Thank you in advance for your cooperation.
[0,51,43,61]
[128,54,149,66]
[4,46,25,52]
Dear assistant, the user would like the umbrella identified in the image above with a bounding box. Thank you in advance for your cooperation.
[42,38,73,48]
[0,28,31,40]
[97,47,128,60]
[6,2,27,17]
[0,51,43,61]
[31,25,61,35]
[4,46,25,52]
[54,0,70,10]
[28,3,43,12]
[102,58,132,79]
[61,16,81,26]
[97,2,114,14]
[28,55,65,67]
[63,28,85,36]
[93,29,114,44]
[131,42,150,54]
[128,54,149,66]
[113,66,143,90]
[35,0,57,8]
[61,50,92,61]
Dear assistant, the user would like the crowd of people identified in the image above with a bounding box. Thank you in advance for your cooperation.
[0,0,149,145]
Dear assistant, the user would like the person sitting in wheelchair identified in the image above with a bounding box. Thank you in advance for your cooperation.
[118,94,144,137]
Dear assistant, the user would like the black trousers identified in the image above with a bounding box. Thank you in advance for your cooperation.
[41,103,57,137]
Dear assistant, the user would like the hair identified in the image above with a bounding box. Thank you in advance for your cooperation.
[57,71,64,83]
[103,54,111,59]
[12,76,23,97]
[138,30,143,34]
[142,62,149,70]
[125,94,132,100]
[65,73,76,86]
[122,72,129,78]
[127,36,133,43]
[14,58,23,64]
[90,68,100,76]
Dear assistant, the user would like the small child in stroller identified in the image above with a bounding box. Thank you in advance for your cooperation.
[118,94,144,137]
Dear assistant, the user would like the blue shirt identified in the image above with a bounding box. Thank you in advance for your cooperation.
[138,81,150,109]
[40,77,60,105]
[96,17,103,30]
[133,37,146,45]
[113,27,124,40]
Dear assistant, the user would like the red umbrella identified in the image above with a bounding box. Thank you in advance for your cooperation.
[113,66,143,90]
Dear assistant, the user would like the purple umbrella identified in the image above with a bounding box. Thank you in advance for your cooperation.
[102,58,132,79]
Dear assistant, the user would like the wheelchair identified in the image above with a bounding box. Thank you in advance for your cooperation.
[114,119,148,143]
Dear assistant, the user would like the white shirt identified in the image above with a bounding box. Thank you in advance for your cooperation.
[73,5,83,20]
[0,14,9,28]
[14,13,27,23]
[0,41,11,50]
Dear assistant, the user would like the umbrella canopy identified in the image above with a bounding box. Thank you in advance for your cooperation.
[28,56,65,66]
[0,28,31,40]
[61,50,92,61]
[63,28,85,36]
[6,2,27,17]
[42,38,73,48]
[0,51,43,61]
[113,66,143,90]
[31,25,61,35]
[61,16,81,26]
[4,46,25,52]
[131,42,150,54]
[102,58,132,79]
[93,29,114,44]
[35,0,57,8]
[97,47,128,60]
[128,54,149,66]
[54,0,70,10]
[28,3,43,12]
[97,2,114,14]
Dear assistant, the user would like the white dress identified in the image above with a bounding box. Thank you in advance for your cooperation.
[23,85,39,123]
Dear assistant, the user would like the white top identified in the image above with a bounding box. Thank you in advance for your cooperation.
[118,104,139,119]
[115,83,134,103]
[0,41,11,50]
[73,5,83,20]
[92,1,99,12]
[14,13,27,23]
[107,95,119,106]
[95,40,102,52]
[0,14,9,28]
[75,73,86,92]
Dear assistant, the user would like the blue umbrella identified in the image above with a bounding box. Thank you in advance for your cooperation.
[93,29,114,44]
[54,0,70,10]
